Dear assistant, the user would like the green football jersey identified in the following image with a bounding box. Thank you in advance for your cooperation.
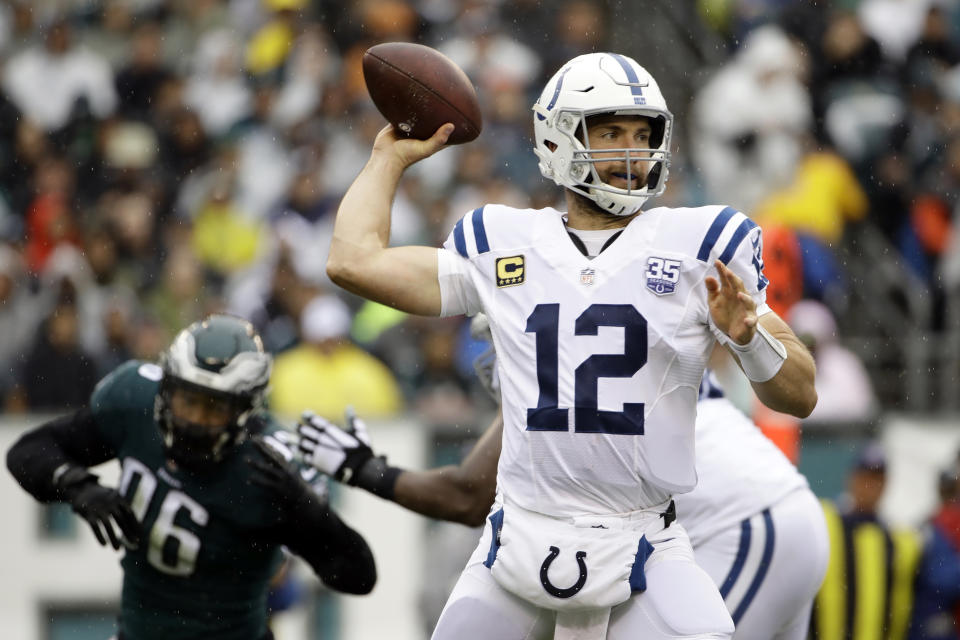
[90,360,297,640]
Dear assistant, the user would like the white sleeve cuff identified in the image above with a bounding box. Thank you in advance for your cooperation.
[437,248,480,317]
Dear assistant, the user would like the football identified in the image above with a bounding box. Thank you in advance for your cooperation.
[362,42,482,145]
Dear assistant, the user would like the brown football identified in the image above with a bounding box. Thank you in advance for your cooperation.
[362,42,482,145]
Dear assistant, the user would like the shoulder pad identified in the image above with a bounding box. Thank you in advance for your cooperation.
[693,205,758,266]
[445,204,551,258]
[90,360,160,417]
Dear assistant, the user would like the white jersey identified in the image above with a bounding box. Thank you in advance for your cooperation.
[680,375,810,547]
[439,204,771,517]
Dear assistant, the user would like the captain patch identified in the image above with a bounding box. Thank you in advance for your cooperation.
[496,255,525,287]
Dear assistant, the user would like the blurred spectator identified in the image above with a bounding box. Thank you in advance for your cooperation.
[23,156,80,274]
[811,443,922,639]
[439,4,541,98]
[268,162,338,286]
[2,18,117,132]
[269,294,403,421]
[788,299,876,425]
[245,0,306,77]
[114,21,173,120]
[228,243,316,354]
[145,246,212,339]
[158,108,211,181]
[0,116,46,218]
[100,186,163,291]
[411,317,478,427]
[813,10,902,166]
[859,0,930,62]
[756,224,804,318]
[0,245,42,398]
[909,458,960,640]
[754,146,868,247]
[183,29,252,137]
[11,285,98,411]
[693,24,811,212]
[186,159,265,277]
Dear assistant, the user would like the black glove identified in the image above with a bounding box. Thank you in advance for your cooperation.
[247,438,326,517]
[57,466,142,550]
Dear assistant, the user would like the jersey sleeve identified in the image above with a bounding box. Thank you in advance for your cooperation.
[438,208,487,317]
[89,360,162,450]
[696,207,771,317]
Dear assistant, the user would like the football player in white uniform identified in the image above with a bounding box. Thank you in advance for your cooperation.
[299,361,828,640]
[326,52,816,639]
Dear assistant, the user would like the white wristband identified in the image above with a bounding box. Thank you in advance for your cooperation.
[726,324,787,382]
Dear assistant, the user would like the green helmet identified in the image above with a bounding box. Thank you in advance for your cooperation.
[155,314,272,471]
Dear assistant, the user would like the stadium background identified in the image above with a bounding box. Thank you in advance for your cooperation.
[0,0,957,638]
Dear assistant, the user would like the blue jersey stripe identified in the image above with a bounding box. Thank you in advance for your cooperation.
[732,509,776,624]
[537,67,571,121]
[472,206,489,254]
[719,518,752,599]
[718,218,758,265]
[697,207,737,262]
[608,53,645,102]
[453,218,468,258]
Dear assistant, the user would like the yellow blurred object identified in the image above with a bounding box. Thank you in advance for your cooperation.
[246,21,295,75]
[263,0,306,11]
[270,342,404,421]
[351,300,408,344]
[191,203,262,273]
[754,152,868,245]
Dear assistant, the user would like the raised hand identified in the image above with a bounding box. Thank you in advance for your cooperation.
[705,259,758,345]
[296,411,374,484]
[59,467,142,550]
[371,123,455,172]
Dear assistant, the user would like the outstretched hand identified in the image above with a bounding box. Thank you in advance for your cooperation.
[297,410,375,484]
[371,123,455,172]
[705,260,757,345]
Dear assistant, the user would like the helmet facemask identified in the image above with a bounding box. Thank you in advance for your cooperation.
[156,377,260,472]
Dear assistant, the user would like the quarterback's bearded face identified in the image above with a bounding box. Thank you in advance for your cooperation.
[585,114,653,191]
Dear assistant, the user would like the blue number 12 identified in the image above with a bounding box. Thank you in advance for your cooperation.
[525,303,647,435]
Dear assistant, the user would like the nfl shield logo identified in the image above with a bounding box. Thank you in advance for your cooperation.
[580,268,595,286]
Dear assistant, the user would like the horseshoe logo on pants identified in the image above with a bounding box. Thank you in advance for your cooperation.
[539,546,588,598]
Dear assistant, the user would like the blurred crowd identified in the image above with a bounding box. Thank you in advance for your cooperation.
[0,0,957,423]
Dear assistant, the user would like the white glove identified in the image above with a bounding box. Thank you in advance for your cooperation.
[296,410,374,484]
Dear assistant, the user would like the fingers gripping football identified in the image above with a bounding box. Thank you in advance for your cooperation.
[297,411,374,484]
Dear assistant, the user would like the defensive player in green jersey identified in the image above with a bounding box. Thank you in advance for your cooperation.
[6,314,376,640]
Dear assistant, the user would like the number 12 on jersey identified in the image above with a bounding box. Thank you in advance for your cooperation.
[525,303,647,435]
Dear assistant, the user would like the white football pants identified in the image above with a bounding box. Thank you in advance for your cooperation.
[693,488,829,640]
[432,517,734,640]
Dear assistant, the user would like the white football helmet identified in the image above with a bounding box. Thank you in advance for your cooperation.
[533,53,673,216]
